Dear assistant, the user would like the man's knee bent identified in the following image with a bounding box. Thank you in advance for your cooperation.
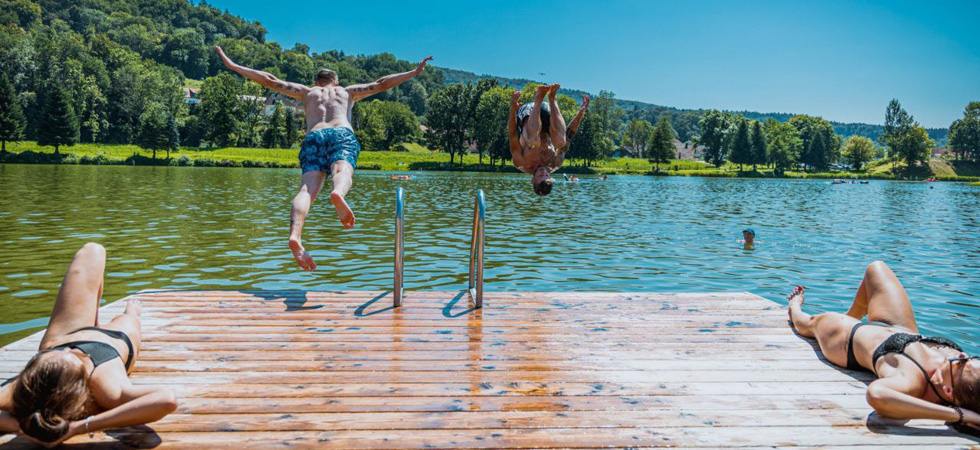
[552,136,566,151]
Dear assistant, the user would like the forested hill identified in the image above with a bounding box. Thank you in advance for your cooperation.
[0,0,948,149]
[0,0,445,145]
[442,68,949,145]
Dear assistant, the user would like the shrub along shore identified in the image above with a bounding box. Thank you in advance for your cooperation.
[2,142,979,182]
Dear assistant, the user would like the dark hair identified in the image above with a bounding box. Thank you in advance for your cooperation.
[533,178,553,196]
[316,69,337,85]
[10,353,90,443]
[953,363,980,413]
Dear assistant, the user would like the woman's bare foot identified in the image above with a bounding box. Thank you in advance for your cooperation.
[330,191,355,229]
[289,238,317,271]
[787,286,805,323]
[125,298,142,317]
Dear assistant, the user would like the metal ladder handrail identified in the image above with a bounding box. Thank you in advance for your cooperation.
[393,187,404,307]
[467,189,486,308]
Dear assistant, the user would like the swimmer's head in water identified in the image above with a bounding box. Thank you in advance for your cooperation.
[316,69,338,86]
[947,355,980,413]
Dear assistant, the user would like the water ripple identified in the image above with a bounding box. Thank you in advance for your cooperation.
[0,165,977,350]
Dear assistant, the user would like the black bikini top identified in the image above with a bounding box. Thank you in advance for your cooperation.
[40,327,135,373]
[873,332,962,405]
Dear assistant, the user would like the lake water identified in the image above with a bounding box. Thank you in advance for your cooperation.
[0,164,977,351]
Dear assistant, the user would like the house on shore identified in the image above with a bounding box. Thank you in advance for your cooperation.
[674,139,705,160]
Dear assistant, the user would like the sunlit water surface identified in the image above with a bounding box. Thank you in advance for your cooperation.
[0,164,977,351]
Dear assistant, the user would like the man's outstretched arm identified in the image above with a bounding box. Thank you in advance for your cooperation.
[347,56,433,102]
[561,94,590,153]
[508,91,526,170]
[216,46,308,100]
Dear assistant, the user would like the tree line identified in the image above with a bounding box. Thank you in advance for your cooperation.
[1,0,977,173]
[687,98,979,174]
[0,0,442,156]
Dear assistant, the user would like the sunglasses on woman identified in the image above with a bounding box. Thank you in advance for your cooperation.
[948,356,978,404]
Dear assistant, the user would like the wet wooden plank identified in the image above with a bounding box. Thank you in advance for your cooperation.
[1,290,976,449]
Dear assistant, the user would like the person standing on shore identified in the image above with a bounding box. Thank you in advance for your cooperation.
[216,46,433,271]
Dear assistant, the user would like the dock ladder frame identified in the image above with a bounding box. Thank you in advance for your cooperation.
[393,188,485,309]
[467,189,486,308]
[393,187,405,307]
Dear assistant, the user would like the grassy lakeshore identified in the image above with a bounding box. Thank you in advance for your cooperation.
[2,142,979,181]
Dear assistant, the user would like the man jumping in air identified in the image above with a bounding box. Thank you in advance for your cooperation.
[509,84,590,196]
[216,46,433,270]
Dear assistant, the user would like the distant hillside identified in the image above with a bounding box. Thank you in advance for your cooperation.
[3,0,949,149]
[442,68,949,146]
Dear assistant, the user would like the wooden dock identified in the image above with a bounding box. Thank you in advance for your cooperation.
[1,290,977,449]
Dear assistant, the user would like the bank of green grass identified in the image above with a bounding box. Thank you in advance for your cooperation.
[3,142,979,181]
[866,158,980,181]
[0,141,486,171]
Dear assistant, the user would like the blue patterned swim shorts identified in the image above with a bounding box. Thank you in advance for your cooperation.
[298,127,361,173]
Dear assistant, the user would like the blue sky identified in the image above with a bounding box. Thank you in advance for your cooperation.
[208,0,979,128]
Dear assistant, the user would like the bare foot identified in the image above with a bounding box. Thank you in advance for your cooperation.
[548,84,560,101]
[581,94,590,109]
[511,90,522,104]
[125,298,142,317]
[289,238,317,271]
[330,191,356,229]
[787,286,805,322]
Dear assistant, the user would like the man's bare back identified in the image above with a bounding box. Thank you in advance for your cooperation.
[303,85,354,132]
[216,45,433,270]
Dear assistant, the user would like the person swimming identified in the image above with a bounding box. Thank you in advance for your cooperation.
[738,228,757,249]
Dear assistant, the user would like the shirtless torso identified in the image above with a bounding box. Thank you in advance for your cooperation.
[302,85,354,132]
[509,88,589,177]
[216,45,433,270]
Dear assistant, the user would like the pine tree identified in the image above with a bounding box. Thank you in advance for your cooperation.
[750,120,767,171]
[263,102,287,148]
[36,84,79,154]
[729,119,752,171]
[284,107,296,148]
[0,73,26,153]
[648,114,676,171]
[137,103,179,159]
[164,114,180,159]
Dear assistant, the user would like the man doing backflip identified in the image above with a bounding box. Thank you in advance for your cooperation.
[509,84,589,196]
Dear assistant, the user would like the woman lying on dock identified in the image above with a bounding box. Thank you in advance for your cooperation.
[788,261,979,431]
[0,243,177,447]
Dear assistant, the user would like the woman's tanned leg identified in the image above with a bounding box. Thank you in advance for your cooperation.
[858,261,918,332]
[788,288,859,368]
[40,243,106,348]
